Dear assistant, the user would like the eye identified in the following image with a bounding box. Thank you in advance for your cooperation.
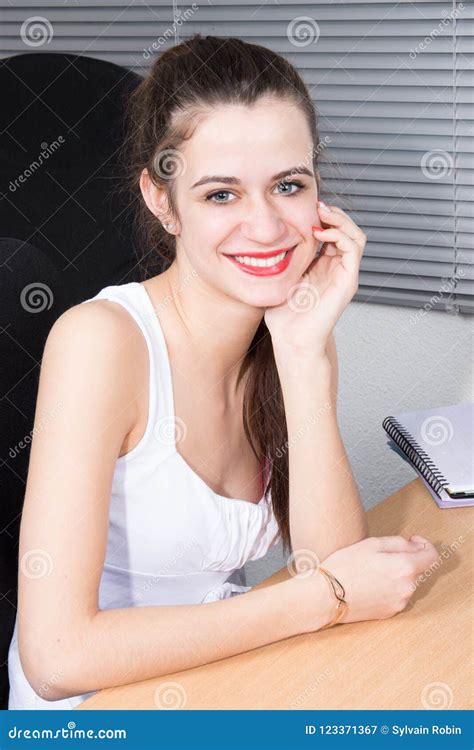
[204,180,306,205]
[205,190,236,204]
[275,180,306,196]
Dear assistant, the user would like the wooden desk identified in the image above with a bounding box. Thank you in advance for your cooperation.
[78,479,473,710]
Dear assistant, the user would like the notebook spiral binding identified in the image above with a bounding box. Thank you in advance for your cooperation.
[382,416,449,496]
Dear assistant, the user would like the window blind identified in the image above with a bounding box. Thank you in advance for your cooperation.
[2,0,472,313]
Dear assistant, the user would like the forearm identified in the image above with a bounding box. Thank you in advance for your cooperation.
[275,351,368,561]
[43,576,332,701]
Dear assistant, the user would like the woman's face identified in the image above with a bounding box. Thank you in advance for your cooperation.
[171,96,320,308]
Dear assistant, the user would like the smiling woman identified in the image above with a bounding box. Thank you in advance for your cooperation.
[8,33,436,712]
[131,39,328,538]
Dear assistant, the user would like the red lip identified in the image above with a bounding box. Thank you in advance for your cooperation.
[225,245,296,259]
[225,247,296,276]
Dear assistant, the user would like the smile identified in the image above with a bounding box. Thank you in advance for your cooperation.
[225,246,296,276]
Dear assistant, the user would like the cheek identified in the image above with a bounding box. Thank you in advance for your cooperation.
[272,197,317,241]
[187,206,230,246]
[293,201,319,230]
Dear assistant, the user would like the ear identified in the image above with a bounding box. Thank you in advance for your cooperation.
[139,168,177,230]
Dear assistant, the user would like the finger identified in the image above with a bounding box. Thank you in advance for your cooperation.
[318,204,366,245]
[312,228,356,256]
[376,535,426,553]
[410,534,430,546]
[318,243,337,258]
[410,543,440,572]
[314,229,361,280]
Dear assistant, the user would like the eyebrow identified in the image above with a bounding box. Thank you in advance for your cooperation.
[190,165,314,190]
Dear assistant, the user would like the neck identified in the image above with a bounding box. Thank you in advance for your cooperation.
[159,255,265,403]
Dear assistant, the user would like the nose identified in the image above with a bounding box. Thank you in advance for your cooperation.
[240,195,288,246]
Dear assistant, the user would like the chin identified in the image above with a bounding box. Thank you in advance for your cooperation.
[232,283,294,310]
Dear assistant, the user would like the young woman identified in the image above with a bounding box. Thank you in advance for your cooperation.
[8,35,438,709]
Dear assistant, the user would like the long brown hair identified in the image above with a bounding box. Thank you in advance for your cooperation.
[120,34,326,557]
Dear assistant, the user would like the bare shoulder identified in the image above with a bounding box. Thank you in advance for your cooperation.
[42,297,149,439]
[47,297,143,346]
[46,297,149,368]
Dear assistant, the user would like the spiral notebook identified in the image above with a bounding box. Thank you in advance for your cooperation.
[382,402,474,509]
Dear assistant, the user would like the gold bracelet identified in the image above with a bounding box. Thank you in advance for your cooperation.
[317,565,348,630]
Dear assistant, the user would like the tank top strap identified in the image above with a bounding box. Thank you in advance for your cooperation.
[80,281,174,440]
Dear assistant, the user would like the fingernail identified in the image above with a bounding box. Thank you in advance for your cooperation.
[411,535,426,548]
[318,200,329,209]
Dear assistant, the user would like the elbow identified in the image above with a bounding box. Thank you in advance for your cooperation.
[20,635,86,703]
[21,652,80,703]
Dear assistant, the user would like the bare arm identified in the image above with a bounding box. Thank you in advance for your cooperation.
[19,302,334,702]
[274,332,368,562]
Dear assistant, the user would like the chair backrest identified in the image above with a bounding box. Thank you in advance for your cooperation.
[0,52,145,709]
[1,51,145,302]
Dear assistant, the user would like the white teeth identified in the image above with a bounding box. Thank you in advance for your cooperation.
[232,251,288,267]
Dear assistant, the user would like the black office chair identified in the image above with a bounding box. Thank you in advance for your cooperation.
[0,51,147,708]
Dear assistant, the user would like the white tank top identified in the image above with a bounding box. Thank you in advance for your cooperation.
[8,280,280,709]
